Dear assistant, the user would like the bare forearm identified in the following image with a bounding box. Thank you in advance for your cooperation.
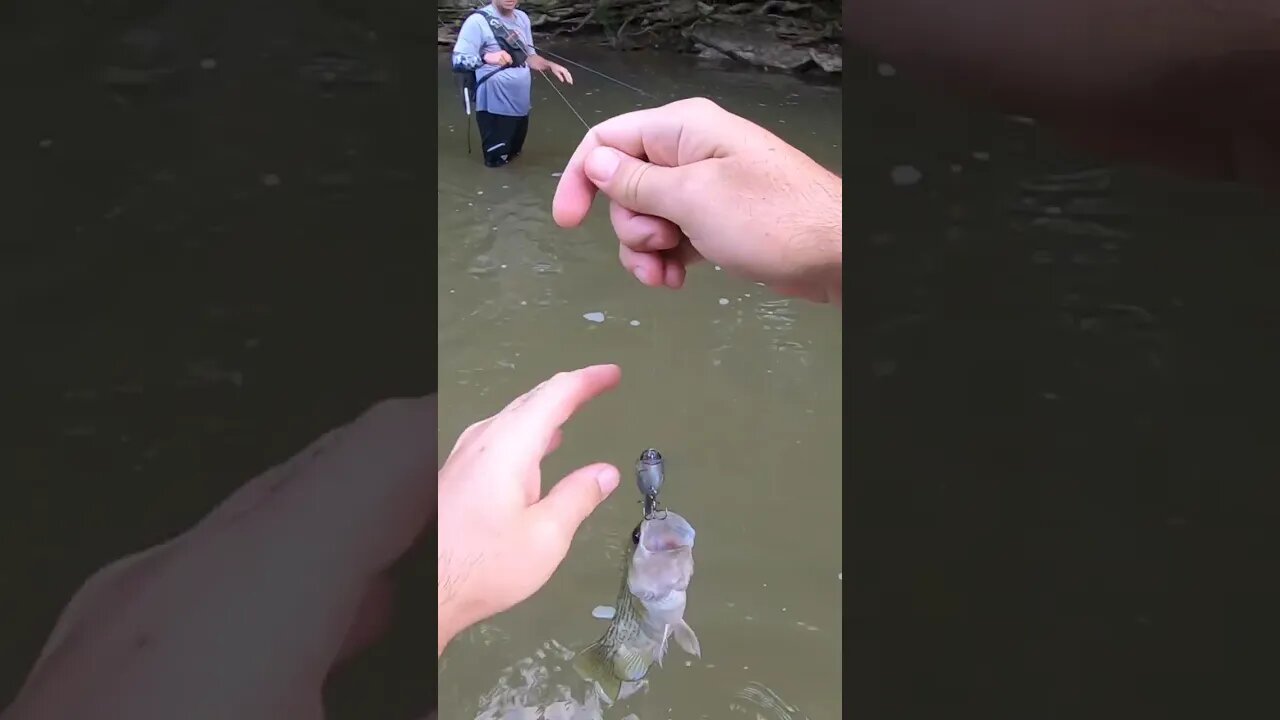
[437,619,455,656]
[526,54,552,72]
[803,167,842,307]
[437,568,468,656]
[822,225,842,308]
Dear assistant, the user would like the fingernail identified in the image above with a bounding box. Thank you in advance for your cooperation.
[585,147,620,184]
[596,466,620,494]
[633,266,647,284]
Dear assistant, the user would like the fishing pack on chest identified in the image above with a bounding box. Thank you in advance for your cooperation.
[452,10,528,85]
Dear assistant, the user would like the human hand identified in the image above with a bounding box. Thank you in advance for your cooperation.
[437,364,622,655]
[552,97,842,305]
[550,63,573,84]
[484,50,513,67]
[2,397,439,720]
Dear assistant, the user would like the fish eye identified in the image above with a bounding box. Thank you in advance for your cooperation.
[631,524,641,545]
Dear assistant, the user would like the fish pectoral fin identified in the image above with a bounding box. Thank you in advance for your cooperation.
[673,619,701,658]
[613,642,653,682]
[572,641,623,705]
[655,624,671,668]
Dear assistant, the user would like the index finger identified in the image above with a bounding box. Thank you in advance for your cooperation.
[551,97,731,228]
[492,364,622,456]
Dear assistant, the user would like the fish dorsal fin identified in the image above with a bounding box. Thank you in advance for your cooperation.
[673,619,701,658]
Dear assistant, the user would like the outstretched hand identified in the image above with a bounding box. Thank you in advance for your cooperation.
[3,397,440,720]
[3,365,625,720]
[549,63,574,84]
[437,364,622,654]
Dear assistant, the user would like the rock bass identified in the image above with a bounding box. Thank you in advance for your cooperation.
[572,510,701,703]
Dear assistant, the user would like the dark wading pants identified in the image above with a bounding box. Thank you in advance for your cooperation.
[476,110,529,167]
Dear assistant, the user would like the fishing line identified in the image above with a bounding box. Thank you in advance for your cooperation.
[539,69,591,130]
[535,48,669,397]
[536,48,657,99]
[528,48,674,414]
[650,304,662,400]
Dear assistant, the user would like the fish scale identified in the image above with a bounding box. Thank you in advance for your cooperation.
[598,544,645,657]
[572,511,700,704]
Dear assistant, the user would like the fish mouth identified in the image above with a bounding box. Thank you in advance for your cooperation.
[639,510,695,552]
[638,448,662,465]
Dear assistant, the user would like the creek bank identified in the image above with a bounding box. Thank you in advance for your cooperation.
[437,0,841,76]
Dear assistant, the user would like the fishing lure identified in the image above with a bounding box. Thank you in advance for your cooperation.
[635,448,665,520]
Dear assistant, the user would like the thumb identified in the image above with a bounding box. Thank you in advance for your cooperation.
[584,146,688,220]
[530,463,620,545]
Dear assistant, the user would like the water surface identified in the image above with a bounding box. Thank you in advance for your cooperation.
[1,8,437,716]
[846,53,1280,715]
[437,47,845,719]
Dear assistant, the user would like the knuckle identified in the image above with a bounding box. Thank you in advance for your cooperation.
[678,96,721,115]
[462,418,487,437]
[452,419,490,453]
[624,162,651,204]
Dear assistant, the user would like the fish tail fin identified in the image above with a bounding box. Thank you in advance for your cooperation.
[572,640,623,705]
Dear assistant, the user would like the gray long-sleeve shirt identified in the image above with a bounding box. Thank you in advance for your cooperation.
[451,4,537,117]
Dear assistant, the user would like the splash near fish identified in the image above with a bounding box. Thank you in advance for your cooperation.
[572,449,700,704]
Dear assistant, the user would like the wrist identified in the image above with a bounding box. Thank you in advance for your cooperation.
[438,604,461,656]
[793,169,843,305]
[821,235,842,306]
[811,227,842,305]
[438,588,481,656]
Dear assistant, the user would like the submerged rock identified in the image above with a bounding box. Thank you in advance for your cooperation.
[809,48,842,73]
[688,23,814,73]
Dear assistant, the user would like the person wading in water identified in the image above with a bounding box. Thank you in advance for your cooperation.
[451,0,574,167]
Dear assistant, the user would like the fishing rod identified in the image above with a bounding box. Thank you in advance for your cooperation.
[446,16,656,147]
[460,65,517,155]
[451,12,532,155]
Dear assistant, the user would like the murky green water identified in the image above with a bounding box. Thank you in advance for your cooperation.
[436,49,844,719]
[846,54,1280,715]
[0,10,437,716]
[7,15,1278,716]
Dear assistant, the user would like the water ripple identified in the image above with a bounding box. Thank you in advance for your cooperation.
[729,681,809,720]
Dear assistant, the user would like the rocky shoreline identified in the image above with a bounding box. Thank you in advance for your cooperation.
[437,0,842,76]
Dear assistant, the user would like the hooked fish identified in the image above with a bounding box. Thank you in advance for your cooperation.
[635,448,664,518]
[572,510,701,704]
